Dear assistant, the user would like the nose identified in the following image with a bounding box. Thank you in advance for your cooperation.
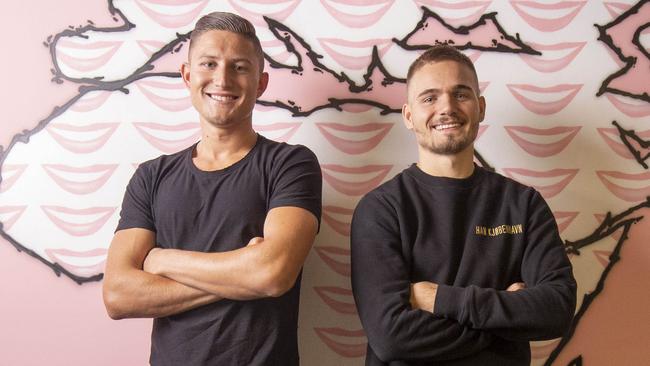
[212,64,231,88]
[436,93,457,116]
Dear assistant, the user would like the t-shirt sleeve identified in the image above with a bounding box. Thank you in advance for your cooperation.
[434,190,577,341]
[115,163,156,232]
[351,192,493,363]
[268,145,322,225]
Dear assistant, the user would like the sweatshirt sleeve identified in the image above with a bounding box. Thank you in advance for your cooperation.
[351,193,493,363]
[434,191,577,341]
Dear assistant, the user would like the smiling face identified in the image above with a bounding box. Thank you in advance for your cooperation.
[402,60,486,157]
[181,30,268,130]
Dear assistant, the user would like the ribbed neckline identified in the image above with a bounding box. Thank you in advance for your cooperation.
[405,163,485,189]
[187,134,264,177]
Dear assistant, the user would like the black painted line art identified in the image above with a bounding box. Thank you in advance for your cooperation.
[544,198,650,365]
[595,0,650,103]
[612,120,650,169]
[0,0,190,285]
[394,6,541,55]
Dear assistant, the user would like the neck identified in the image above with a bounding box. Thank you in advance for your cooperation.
[193,119,257,170]
[417,145,475,179]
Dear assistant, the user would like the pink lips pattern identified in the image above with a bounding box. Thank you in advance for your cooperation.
[136,40,167,57]
[134,0,208,28]
[41,206,116,236]
[45,248,108,278]
[519,42,586,73]
[510,1,586,32]
[69,91,111,112]
[414,0,492,28]
[507,84,582,115]
[315,246,351,277]
[504,125,581,157]
[133,122,200,153]
[314,286,357,314]
[604,1,633,18]
[229,0,301,26]
[605,94,650,118]
[321,164,392,196]
[322,206,354,236]
[552,211,578,233]
[597,128,650,159]
[318,38,393,70]
[596,170,650,202]
[135,78,192,112]
[316,122,393,155]
[0,206,27,231]
[46,123,119,154]
[592,250,612,268]
[253,122,302,143]
[320,0,395,28]
[56,39,123,72]
[314,327,367,358]
[594,213,623,241]
[42,164,118,195]
[503,168,578,199]
[0,164,27,193]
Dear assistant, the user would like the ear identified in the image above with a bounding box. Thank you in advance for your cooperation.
[180,62,191,88]
[402,103,414,130]
[257,72,269,98]
[478,95,486,122]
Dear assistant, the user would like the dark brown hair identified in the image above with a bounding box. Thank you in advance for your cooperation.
[189,12,264,72]
[406,44,479,93]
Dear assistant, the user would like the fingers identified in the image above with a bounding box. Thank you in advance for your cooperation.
[506,282,526,292]
[247,237,265,246]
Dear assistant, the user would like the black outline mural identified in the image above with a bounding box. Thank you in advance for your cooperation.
[613,120,650,169]
[595,0,650,103]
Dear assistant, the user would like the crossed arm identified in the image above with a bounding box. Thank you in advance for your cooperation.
[102,206,318,319]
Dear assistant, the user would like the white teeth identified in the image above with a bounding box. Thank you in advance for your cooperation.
[207,94,237,102]
[434,123,460,130]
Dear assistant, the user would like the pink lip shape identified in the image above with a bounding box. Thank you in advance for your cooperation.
[552,211,578,233]
[604,2,633,18]
[321,164,392,196]
[504,125,581,157]
[314,286,357,314]
[519,41,586,73]
[507,84,582,115]
[315,246,351,277]
[70,91,111,112]
[42,164,118,195]
[314,327,367,358]
[510,1,587,32]
[503,168,578,199]
[45,248,108,278]
[133,122,200,153]
[597,128,650,159]
[318,38,393,69]
[320,0,395,28]
[415,0,492,27]
[135,79,192,112]
[134,0,209,28]
[605,94,650,118]
[41,206,116,236]
[322,206,354,236]
[596,170,650,202]
[0,205,27,231]
[592,250,612,268]
[228,0,301,26]
[56,40,123,72]
[46,123,119,154]
[253,122,301,143]
[1,164,27,193]
[316,122,393,155]
[136,40,166,57]
[261,39,294,64]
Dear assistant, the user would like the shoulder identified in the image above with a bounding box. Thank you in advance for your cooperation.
[257,136,318,162]
[481,167,538,197]
[356,169,408,214]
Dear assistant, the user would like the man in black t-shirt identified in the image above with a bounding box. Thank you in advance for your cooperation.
[102,12,321,366]
[351,45,576,365]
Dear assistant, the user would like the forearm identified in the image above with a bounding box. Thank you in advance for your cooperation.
[103,266,221,319]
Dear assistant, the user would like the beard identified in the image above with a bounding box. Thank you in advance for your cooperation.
[414,120,478,155]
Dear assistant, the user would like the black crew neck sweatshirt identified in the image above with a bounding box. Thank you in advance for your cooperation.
[351,164,576,365]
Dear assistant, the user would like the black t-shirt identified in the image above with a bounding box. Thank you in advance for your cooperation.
[116,135,322,366]
[351,164,576,366]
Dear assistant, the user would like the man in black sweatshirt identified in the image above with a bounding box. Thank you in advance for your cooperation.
[350,45,577,365]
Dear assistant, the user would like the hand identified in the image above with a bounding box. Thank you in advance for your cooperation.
[246,237,265,246]
[143,247,163,275]
[506,282,526,292]
[410,281,438,314]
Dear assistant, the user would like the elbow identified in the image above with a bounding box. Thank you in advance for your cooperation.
[366,330,405,362]
[256,264,300,298]
[102,280,133,320]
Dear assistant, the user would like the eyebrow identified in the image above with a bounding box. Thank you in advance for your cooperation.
[196,55,254,64]
[416,84,477,98]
